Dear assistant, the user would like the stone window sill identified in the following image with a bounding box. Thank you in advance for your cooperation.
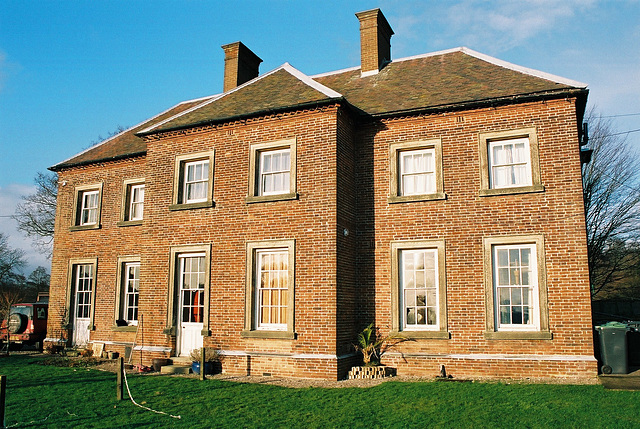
[116,220,143,227]
[388,193,447,204]
[479,184,544,197]
[392,330,450,340]
[245,193,299,204]
[169,200,215,211]
[69,224,101,232]
[241,330,297,340]
[484,330,553,340]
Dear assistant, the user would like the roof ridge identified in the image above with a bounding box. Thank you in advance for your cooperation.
[140,63,341,134]
[458,47,588,88]
[50,95,217,169]
[311,46,587,89]
[281,63,342,98]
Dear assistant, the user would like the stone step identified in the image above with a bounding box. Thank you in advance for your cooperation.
[160,364,192,375]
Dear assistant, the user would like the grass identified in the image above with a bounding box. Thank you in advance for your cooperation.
[1,354,640,428]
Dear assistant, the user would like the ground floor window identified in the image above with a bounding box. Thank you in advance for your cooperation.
[243,239,295,339]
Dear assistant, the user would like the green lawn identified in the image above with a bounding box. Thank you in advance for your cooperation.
[1,354,639,428]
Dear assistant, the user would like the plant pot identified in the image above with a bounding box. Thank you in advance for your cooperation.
[152,358,173,372]
[191,361,215,375]
[108,351,119,359]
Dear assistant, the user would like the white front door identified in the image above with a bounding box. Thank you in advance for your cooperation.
[73,264,93,346]
[177,254,205,357]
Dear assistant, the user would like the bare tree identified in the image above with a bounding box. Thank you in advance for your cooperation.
[12,172,57,257]
[582,109,640,298]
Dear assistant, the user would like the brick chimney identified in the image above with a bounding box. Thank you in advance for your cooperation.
[221,41,263,92]
[355,8,394,76]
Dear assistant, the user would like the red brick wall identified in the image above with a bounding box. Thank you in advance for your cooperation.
[47,157,145,348]
[354,98,596,380]
[48,96,596,381]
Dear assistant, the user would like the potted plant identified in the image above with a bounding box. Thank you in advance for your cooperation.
[349,323,402,379]
[189,347,222,375]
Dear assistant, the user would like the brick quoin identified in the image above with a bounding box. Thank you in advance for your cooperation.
[47,8,596,382]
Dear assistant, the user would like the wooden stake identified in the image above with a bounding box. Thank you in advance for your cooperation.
[1,375,6,428]
[117,357,124,401]
[200,347,206,381]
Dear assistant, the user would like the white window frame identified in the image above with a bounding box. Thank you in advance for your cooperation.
[492,244,539,331]
[399,248,439,331]
[183,160,209,204]
[399,148,436,196]
[488,137,532,189]
[122,262,140,325]
[128,184,145,221]
[170,151,215,209]
[483,235,551,340]
[388,139,445,203]
[255,249,289,331]
[243,239,296,339]
[178,253,207,324]
[391,240,448,339]
[478,128,544,197]
[259,148,291,196]
[80,190,99,226]
[246,138,297,203]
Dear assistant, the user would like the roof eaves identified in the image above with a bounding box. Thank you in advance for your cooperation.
[366,87,588,120]
[139,97,344,136]
[49,95,216,170]
[49,151,147,172]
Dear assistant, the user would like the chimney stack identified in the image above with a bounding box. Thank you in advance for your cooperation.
[355,8,394,76]
[221,41,263,92]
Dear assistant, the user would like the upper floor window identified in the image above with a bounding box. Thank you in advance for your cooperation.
[246,138,297,203]
[184,160,209,203]
[479,128,544,197]
[129,184,145,220]
[170,151,215,210]
[388,139,445,203]
[80,190,99,225]
[119,179,145,226]
[71,183,103,230]
[489,138,531,188]
[400,148,435,196]
[259,149,290,196]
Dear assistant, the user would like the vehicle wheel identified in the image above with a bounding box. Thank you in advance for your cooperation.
[8,313,27,334]
[601,364,613,374]
[8,342,23,351]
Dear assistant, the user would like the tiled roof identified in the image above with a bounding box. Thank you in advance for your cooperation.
[313,48,586,116]
[143,64,341,134]
[50,97,214,171]
[52,47,587,170]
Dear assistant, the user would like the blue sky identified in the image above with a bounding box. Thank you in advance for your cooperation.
[1,0,639,273]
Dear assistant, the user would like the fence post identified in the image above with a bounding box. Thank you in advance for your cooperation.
[117,357,124,400]
[200,347,206,381]
[1,375,6,429]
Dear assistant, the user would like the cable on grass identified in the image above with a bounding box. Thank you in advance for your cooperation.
[122,368,181,419]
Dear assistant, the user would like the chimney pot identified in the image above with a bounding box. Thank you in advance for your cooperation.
[221,41,263,92]
[355,8,394,76]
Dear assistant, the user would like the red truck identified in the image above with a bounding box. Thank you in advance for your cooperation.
[1,302,48,351]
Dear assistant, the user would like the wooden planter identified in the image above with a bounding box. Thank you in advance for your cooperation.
[348,366,395,380]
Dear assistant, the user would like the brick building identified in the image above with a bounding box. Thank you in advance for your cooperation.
[47,9,597,381]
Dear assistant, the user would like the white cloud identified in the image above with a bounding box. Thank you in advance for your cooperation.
[385,0,597,55]
[0,184,51,275]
